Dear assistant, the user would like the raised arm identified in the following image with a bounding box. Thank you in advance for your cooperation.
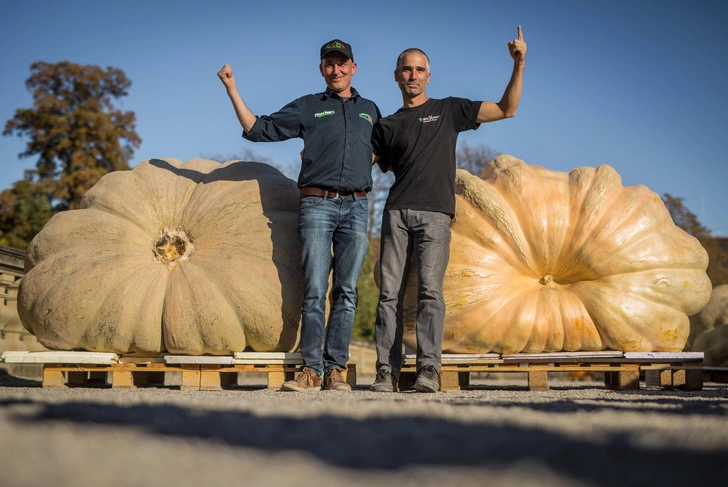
[477,25,527,123]
[217,64,257,133]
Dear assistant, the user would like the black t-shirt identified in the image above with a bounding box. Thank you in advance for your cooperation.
[371,97,482,217]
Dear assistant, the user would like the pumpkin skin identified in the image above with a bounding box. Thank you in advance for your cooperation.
[18,158,302,355]
[689,284,728,364]
[693,324,728,366]
[392,155,711,354]
[687,284,728,350]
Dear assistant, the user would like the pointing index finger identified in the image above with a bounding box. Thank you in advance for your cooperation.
[518,25,523,40]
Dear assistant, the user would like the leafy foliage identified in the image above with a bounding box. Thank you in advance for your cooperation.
[1,61,140,249]
[0,174,53,249]
[353,238,380,342]
[664,193,728,286]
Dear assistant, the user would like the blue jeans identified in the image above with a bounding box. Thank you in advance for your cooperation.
[375,209,452,378]
[298,194,369,376]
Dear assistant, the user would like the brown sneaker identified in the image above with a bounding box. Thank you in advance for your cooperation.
[323,367,352,391]
[280,367,321,392]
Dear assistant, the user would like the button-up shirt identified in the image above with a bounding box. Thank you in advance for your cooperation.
[244,87,380,192]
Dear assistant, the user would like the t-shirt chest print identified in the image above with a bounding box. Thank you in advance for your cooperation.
[418,113,441,124]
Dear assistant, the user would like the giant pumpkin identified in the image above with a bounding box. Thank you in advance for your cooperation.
[18,158,302,355]
[390,155,711,353]
[687,283,728,349]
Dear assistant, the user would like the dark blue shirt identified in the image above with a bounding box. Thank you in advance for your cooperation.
[244,87,381,192]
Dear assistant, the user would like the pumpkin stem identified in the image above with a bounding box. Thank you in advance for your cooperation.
[539,274,554,286]
[153,227,195,267]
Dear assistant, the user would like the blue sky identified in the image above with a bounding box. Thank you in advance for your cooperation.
[2,0,727,233]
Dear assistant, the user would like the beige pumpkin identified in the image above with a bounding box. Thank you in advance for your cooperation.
[687,283,728,350]
[18,158,302,355]
[693,324,728,366]
[391,155,711,354]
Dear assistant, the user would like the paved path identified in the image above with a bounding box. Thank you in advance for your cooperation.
[1,370,726,487]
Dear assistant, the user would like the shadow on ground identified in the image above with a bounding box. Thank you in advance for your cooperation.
[0,368,41,387]
[0,394,725,486]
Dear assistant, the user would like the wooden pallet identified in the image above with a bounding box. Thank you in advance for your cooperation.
[1,351,357,390]
[704,367,728,383]
[399,352,704,391]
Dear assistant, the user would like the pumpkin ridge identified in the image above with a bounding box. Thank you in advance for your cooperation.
[20,246,157,350]
[449,235,531,279]
[560,165,624,271]
[20,241,157,329]
[452,198,534,276]
[447,282,539,353]
[570,280,689,351]
[81,261,169,353]
[189,250,301,351]
[162,261,247,354]
[495,161,572,279]
[456,169,538,275]
[24,209,153,268]
[568,187,664,272]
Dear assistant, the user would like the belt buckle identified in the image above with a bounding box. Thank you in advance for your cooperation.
[326,189,340,199]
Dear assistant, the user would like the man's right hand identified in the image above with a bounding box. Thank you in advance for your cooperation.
[217,64,236,90]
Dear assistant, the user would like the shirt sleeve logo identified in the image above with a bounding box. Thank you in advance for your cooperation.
[315,110,335,118]
[418,114,440,123]
[359,113,373,125]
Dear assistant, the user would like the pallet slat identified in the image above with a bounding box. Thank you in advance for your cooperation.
[38,360,357,391]
[400,353,704,392]
[2,351,118,364]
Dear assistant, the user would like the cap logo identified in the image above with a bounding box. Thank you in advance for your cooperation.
[326,41,345,49]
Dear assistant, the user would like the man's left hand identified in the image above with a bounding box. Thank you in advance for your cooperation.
[508,25,527,64]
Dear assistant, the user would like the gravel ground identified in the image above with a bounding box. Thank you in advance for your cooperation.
[1,370,727,487]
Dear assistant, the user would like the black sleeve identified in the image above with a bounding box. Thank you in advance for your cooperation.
[371,120,389,173]
[243,98,303,142]
[450,97,482,133]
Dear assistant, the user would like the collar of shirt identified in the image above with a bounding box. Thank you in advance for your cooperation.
[322,87,361,101]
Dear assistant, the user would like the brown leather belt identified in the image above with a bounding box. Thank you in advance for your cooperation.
[300,187,367,198]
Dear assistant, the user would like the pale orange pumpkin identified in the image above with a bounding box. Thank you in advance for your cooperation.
[390,155,711,353]
[18,158,302,355]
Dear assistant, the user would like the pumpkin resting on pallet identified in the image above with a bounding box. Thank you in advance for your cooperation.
[18,158,302,355]
[391,155,711,354]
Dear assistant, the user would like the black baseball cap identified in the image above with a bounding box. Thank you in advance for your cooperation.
[320,39,354,61]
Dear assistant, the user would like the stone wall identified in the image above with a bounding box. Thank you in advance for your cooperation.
[0,245,46,354]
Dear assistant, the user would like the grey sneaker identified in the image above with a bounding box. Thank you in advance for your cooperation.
[281,367,321,392]
[369,367,398,392]
[414,365,439,393]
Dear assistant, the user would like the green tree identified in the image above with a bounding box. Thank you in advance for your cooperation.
[353,238,380,342]
[3,61,140,214]
[0,174,53,249]
[663,193,728,286]
[1,61,140,250]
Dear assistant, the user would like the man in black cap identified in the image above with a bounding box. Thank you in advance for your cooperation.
[218,39,380,392]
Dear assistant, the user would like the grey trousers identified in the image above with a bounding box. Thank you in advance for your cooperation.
[375,209,452,378]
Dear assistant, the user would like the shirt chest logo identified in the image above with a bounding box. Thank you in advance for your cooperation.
[315,110,335,118]
[418,114,440,123]
[359,113,373,125]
